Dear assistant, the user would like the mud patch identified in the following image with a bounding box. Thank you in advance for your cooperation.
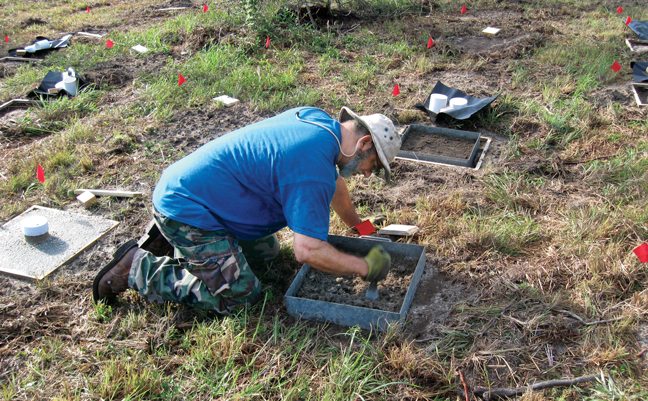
[21,17,47,28]
[153,105,270,154]
[448,33,543,60]
[82,53,172,89]
[84,63,133,88]
[183,26,241,51]
[588,84,635,106]
[166,0,194,7]
[296,256,418,312]
[282,4,362,30]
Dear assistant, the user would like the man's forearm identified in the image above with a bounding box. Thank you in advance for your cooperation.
[331,175,363,227]
[293,232,368,277]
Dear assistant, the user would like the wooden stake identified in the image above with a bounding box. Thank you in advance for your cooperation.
[73,189,143,198]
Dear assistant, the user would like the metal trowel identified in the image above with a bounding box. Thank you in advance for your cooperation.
[365,280,379,299]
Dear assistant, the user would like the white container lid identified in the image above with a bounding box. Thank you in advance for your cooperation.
[22,215,49,236]
[449,97,468,108]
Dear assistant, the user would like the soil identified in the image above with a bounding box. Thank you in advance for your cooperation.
[295,255,419,312]
[400,127,477,159]
[152,105,271,152]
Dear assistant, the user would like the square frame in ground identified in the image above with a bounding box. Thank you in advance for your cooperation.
[631,83,648,106]
[397,125,491,170]
[0,206,118,280]
[284,235,426,332]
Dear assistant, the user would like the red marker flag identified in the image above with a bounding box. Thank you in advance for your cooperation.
[625,16,632,25]
[427,36,434,48]
[106,39,114,48]
[87,6,90,13]
[203,4,208,12]
[4,35,7,43]
[37,164,45,183]
[461,5,467,14]
[265,37,270,48]
[392,83,400,96]
[355,220,376,236]
[634,243,648,263]
[611,61,621,72]
[178,73,186,86]
[617,6,623,13]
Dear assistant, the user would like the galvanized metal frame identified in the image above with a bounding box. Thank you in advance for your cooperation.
[396,125,481,168]
[285,235,426,332]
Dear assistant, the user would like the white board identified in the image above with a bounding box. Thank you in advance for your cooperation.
[0,206,118,280]
[378,224,420,236]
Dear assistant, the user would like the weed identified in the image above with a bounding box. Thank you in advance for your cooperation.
[92,302,113,323]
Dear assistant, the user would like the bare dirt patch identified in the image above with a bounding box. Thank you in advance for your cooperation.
[153,104,270,152]
[400,127,477,159]
[406,256,469,339]
[83,53,171,89]
[588,84,636,106]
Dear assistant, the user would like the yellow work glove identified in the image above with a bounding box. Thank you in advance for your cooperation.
[363,245,391,282]
[365,214,387,227]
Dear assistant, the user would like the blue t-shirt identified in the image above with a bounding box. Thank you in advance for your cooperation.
[153,107,340,241]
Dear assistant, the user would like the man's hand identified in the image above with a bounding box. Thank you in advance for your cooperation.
[365,214,387,227]
[363,245,391,282]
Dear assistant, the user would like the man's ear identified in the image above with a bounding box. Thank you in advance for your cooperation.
[359,135,373,151]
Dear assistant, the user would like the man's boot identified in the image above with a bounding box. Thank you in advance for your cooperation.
[93,240,138,304]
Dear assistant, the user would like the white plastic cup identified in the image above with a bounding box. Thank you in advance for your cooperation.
[61,75,78,95]
[55,75,78,95]
[449,97,468,109]
[430,94,448,113]
[35,39,52,50]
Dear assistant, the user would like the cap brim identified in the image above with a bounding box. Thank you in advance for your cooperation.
[339,106,392,182]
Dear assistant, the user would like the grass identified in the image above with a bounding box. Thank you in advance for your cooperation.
[1,0,648,399]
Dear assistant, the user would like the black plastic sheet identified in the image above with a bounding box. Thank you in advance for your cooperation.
[631,62,648,83]
[32,70,88,97]
[628,21,648,41]
[7,34,72,58]
[414,81,500,120]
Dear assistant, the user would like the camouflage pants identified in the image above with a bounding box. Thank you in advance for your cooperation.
[128,211,280,314]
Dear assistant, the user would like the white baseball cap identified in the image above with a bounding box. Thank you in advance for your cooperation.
[339,106,402,182]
